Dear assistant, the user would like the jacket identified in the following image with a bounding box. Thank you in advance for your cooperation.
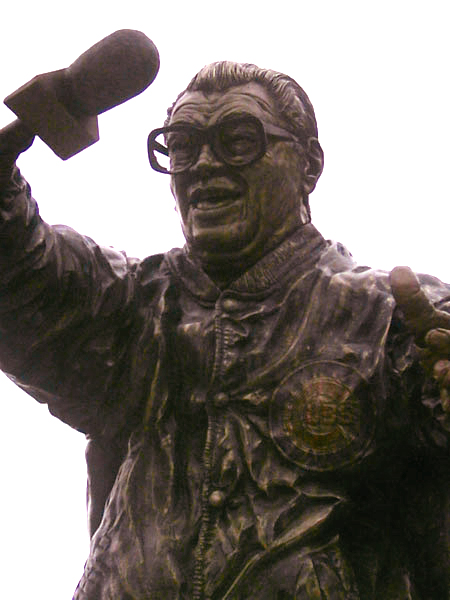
[2,167,450,599]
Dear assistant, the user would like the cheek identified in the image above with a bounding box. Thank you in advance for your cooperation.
[171,177,188,217]
[250,149,303,208]
[272,146,304,186]
[170,176,184,202]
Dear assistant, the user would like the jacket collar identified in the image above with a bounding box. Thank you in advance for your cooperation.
[166,224,327,303]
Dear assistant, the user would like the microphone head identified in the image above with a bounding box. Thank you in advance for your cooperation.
[63,29,160,116]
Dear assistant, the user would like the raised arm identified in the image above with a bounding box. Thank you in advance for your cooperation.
[0,131,139,437]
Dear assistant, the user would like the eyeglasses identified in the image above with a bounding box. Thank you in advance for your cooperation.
[147,115,300,174]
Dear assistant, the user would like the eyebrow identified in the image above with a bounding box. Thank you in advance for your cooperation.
[169,112,266,131]
[170,109,206,126]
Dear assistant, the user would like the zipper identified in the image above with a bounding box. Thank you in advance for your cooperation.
[192,405,217,600]
[192,311,224,600]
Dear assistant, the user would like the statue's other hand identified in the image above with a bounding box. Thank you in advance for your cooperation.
[390,266,450,411]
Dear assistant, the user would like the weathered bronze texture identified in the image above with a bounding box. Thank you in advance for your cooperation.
[1,60,450,599]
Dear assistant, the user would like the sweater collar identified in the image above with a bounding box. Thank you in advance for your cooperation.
[166,224,327,302]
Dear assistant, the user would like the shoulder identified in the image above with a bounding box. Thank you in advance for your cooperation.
[317,239,392,298]
[318,239,450,306]
[135,246,183,282]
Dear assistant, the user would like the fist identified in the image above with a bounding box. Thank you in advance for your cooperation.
[0,119,35,165]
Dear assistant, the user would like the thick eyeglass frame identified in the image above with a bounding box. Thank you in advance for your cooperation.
[147,115,301,175]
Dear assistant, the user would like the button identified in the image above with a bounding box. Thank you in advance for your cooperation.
[222,297,240,312]
[208,490,225,507]
[213,392,229,407]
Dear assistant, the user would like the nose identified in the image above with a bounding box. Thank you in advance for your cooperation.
[191,142,222,172]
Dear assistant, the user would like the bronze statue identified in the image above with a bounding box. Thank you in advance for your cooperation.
[1,59,450,599]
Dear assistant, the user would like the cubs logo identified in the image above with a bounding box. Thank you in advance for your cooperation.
[270,361,376,471]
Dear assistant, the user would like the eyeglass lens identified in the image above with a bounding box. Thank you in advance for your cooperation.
[152,118,265,173]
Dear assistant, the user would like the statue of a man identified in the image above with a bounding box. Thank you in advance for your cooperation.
[1,61,450,599]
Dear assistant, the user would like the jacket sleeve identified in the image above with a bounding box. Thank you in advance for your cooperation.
[0,166,140,437]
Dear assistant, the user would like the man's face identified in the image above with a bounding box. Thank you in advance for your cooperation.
[169,82,307,273]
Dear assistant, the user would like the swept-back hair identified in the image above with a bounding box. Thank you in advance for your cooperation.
[165,61,319,144]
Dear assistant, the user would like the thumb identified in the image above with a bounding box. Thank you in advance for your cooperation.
[389,266,450,343]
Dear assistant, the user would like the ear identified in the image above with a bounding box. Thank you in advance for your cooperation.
[302,137,324,195]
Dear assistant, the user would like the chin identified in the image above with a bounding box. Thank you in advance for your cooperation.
[189,225,256,256]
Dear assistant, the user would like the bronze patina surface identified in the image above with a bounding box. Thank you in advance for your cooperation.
[1,61,450,599]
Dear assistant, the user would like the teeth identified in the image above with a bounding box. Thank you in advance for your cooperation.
[197,198,231,209]
[191,188,239,208]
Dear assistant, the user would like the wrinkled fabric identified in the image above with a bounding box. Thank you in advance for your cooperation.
[2,169,450,599]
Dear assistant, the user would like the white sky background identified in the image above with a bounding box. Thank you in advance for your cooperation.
[0,1,449,597]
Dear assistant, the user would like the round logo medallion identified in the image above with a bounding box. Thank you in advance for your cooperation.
[270,362,375,471]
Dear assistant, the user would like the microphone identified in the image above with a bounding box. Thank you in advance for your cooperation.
[57,29,160,117]
[2,30,160,160]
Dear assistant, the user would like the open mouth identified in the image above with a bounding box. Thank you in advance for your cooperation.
[189,180,243,210]
[192,188,241,210]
